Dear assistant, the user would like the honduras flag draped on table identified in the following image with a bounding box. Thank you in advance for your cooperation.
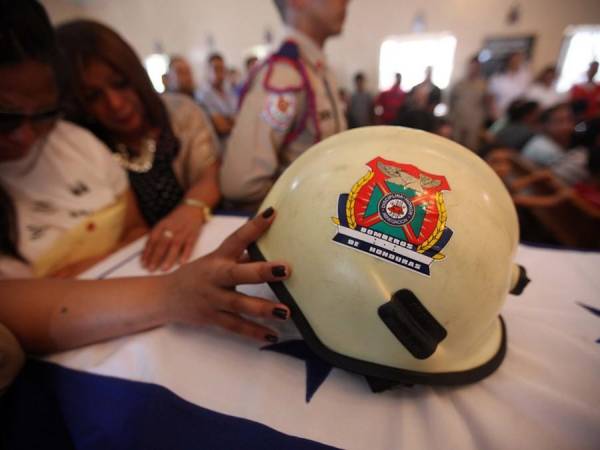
[2,217,600,450]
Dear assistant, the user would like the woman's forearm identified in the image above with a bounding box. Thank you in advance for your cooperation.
[0,275,172,354]
[184,162,221,208]
[0,212,293,356]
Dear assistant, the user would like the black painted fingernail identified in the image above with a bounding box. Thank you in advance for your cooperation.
[261,207,274,219]
[272,307,288,320]
[265,334,278,343]
[271,265,286,277]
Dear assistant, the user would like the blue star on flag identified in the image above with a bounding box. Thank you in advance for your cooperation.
[578,302,600,344]
[261,340,334,402]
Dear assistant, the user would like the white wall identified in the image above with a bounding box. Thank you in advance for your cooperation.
[42,0,600,91]
[40,0,85,22]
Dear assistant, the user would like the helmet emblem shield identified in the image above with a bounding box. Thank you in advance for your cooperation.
[332,157,453,276]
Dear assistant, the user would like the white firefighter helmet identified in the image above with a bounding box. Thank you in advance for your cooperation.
[250,126,528,389]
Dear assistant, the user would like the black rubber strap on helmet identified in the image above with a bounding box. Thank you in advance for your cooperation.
[510,265,530,295]
[365,375,413,393]
[378,289,447,359]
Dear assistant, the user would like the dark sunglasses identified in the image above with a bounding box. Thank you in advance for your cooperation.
[0,108,62,134]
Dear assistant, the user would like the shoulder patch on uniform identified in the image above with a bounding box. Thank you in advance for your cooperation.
[262,39,307,92]
[237,41,305,110]
[263,58,305,92]
[261,92,296,132]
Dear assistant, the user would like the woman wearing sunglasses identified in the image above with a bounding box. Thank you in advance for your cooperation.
[56,21,221,273]
[0,1,145,278]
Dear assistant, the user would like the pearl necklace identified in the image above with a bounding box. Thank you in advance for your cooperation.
[114,138,157,173]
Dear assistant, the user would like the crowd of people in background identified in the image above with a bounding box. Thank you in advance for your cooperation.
[344,55,598,156]
[342,54,600,246]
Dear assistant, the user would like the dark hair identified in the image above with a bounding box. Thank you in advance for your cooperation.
[540,102,570,125]
[0,0,57,67]
[535,65,556,83]
[0,184,23,261]
[0,0,64,102]
[507,99,539,122]
[396,108,435,132]
[579,117,600,149]
[55,20,168,143]
[502,52,523,72]
[432,116,451,133]
[0,0,56,261]
[245,55,258,70]
[168,54,186,70]
[354,72,365,83]
[588,147,600,176]
[208,52,224,64]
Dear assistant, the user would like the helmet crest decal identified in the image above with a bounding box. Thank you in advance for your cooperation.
[332,157,453,276]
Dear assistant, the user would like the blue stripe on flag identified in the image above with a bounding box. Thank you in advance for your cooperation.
[2,360,338,450]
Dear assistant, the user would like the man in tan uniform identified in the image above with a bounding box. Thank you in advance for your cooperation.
[449,56,490,152]
[220,0,349,210]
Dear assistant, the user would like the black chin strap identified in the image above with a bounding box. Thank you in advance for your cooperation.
[365,375,414,393]
[510,265,530,295]
[378,289,447,360]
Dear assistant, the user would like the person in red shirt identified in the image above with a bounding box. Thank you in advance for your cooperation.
[374,73,406,125]
[571,61,600,120]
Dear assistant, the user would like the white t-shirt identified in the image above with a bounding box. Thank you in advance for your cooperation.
[522,134,589,185]
[0,121,127,269]
[196,83,238,119]
[489,68,532,115]
[526,83,567,109]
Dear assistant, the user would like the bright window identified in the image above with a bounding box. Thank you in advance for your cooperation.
[246,44,271,61]
[378,33,457,91]
[557,26,600,93]
[144,53,169,93]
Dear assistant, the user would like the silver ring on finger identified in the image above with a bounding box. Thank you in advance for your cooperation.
[163,229,174,239]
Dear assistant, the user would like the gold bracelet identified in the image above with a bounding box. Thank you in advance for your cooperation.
[183,198,212,221]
